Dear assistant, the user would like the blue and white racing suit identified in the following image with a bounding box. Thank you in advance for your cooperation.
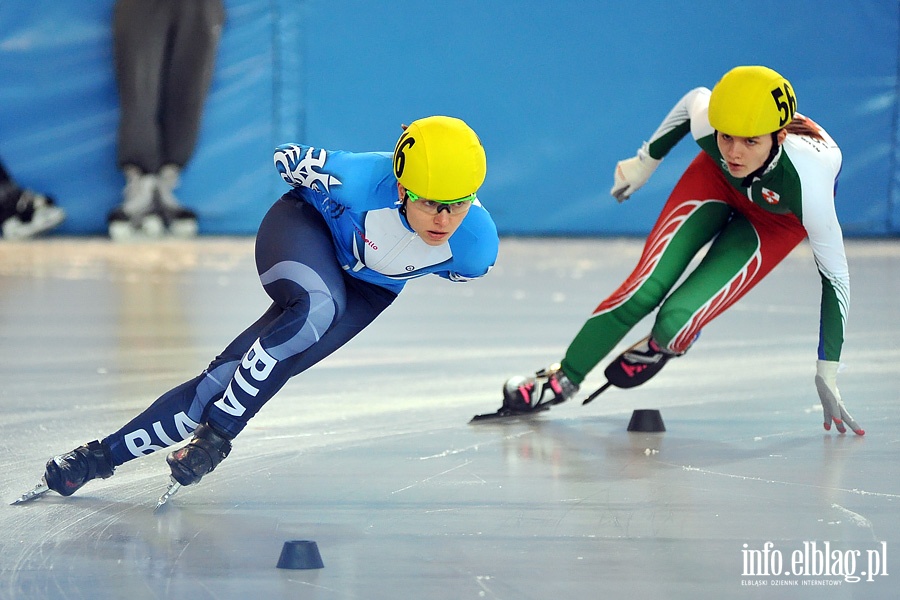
[104,144,499,464]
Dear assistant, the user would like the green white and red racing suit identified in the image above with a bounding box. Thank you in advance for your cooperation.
[561,87,849,385]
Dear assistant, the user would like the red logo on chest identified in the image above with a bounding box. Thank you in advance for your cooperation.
[761,188,780,205]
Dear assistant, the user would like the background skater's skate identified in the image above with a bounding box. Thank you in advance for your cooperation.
[470,363,578,422]
[471,335,686,422]
[582,335,681,405]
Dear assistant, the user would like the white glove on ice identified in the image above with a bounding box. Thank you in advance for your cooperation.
[814,360,864,435]
[610,142,661,202]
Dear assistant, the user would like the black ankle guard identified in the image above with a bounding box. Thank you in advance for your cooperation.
[83,440,115,480]
[166,423,233,486]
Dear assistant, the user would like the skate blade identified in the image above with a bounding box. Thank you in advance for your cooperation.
[154,478,182,512]
[11,480,51,505]
[469,403,550,423]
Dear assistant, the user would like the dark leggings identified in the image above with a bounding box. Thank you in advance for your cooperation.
[104,197,397,465]
[113,0,225,171]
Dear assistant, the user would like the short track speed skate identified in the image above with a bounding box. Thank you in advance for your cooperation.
[471,336,684,421]
[469,403,552,423]
[582,336,678,405]
[470,363,577,423]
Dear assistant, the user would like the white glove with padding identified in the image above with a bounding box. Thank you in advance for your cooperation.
[610,142,661,202]
[815,360,864,435]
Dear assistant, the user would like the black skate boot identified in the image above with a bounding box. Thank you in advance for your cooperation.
[0,182,66,239]
[166,424,232,487]
[44,440,115,497]
[583,334,699,405]
[605,336,678,388]
[503,363,579,411]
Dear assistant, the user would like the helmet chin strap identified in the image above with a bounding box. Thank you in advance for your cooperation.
[740,132,783,187]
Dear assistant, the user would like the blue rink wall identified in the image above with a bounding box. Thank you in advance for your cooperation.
[1,0,898,236]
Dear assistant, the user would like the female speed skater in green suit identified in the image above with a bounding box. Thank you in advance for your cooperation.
[499,65,863,436]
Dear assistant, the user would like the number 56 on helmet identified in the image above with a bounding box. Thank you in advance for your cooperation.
[708,65,797,138]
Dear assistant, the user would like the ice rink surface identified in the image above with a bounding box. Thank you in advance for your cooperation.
[0,237,897,599]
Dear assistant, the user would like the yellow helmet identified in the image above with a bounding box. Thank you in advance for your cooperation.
[708,66,797,137]
[393,116,486,202]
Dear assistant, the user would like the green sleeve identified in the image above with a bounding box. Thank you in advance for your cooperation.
[643,87,712,160]
[818,273,846,361]
[647,121,691,159]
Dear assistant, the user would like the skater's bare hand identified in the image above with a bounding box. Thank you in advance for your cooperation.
[815,360,864,435]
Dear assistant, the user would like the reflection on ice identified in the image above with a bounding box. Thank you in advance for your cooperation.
[1,239,898,599]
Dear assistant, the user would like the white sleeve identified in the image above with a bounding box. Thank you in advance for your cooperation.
[646,87,712,158]
[791,137,850,327]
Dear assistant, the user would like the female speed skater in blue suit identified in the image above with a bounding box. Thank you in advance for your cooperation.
[24,116,499,504]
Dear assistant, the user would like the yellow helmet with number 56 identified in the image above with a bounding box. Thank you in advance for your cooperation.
[393,116,486,202]
[708,66,797,137]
